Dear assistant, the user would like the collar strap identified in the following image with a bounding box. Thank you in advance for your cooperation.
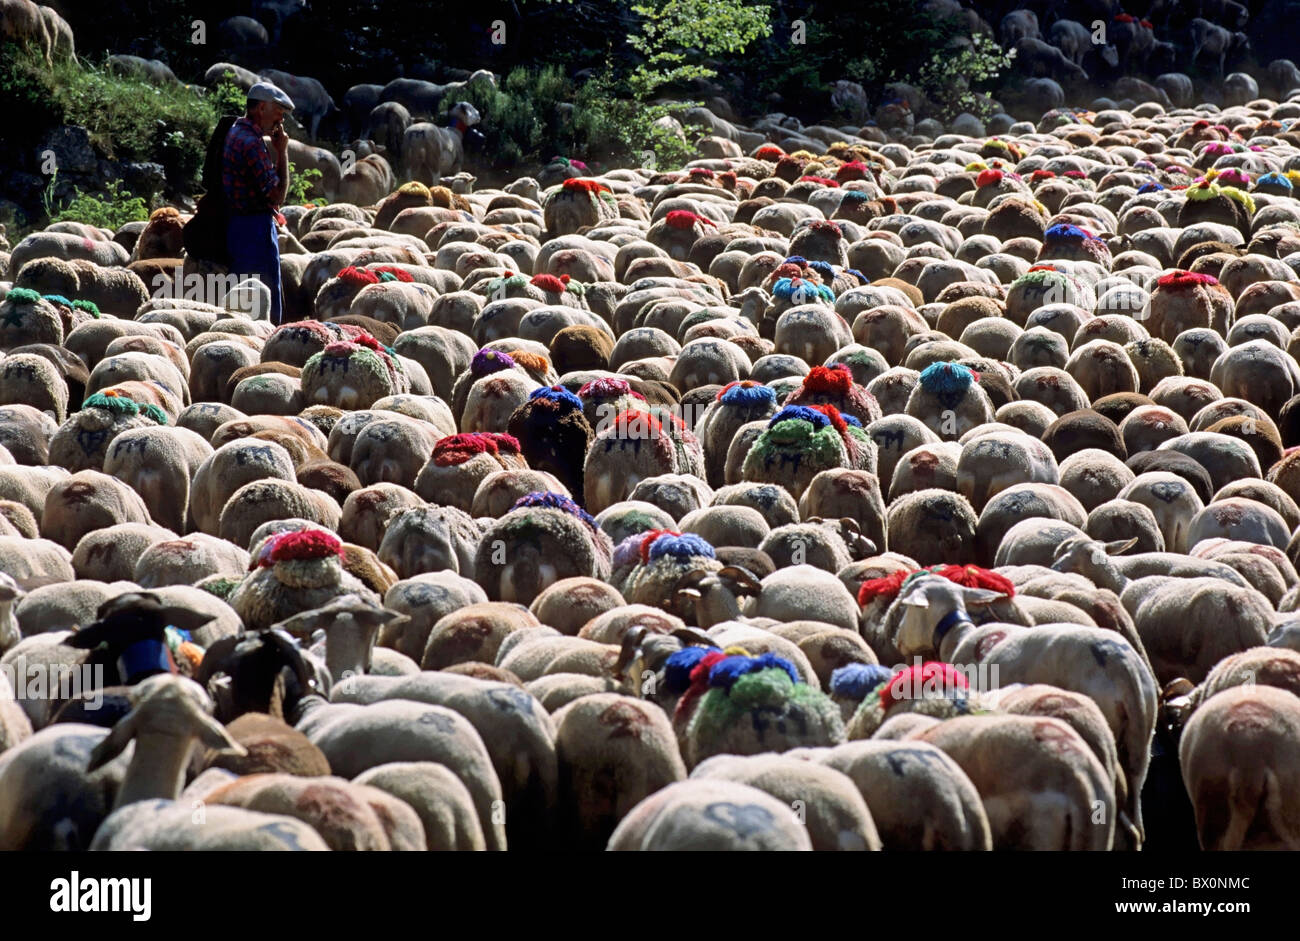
[118,638,175,685]
[932,608,973,650]
[452,117,469,134]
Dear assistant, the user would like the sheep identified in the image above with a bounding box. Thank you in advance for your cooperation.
[204,772,426,850]
[353,762,485,850]
[1179,685,1300,850]
[607,777,812,850]
[690,752,881,850]
[813,739,992,850]
[917,714,1116,850]
[294,697,507,849]
[89,799,330,850]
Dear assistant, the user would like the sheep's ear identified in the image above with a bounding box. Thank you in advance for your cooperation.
[960,587,1006,607]
[161,605,217,634]
[1105,538,1138,556]
[718,566,762,595]
[899,586,929,608]
[87,711,139,773]
[189,705,246,756]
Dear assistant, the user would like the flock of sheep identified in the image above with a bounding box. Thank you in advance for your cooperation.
[8,3,1300,853]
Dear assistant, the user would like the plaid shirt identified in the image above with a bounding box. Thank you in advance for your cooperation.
[222,117,280,215]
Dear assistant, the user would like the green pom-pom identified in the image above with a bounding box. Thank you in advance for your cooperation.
[141,403,169,425]
[71,299,101,317]
[4,288,42,305]
[1219,186,1256,215]
[81,392,140,416]
[1186,181,1222,203]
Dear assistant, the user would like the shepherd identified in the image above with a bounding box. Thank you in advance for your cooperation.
[222,81,295,325]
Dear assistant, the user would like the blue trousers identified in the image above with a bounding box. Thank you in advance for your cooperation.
[226,212,283,325]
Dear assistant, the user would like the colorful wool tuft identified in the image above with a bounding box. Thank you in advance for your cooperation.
[769,404,831,429]
[648,532,716,563]
[3,288,42,305]
[336,266,380,287]
[664,210,717,230]
[529,385,583,411]
[718,380,777,407]
[253,529,345,569]
[829,662,896,699]
[511,490,595,526]
[561,178,611,194]
[878,661,970,714]
[802,364,854,396]
[1156,270,1219,289]
[471,348,516,377]
[432,431,522,466]
[976,168,1004,188]
[529,273,567,293]
[664,645,722,694]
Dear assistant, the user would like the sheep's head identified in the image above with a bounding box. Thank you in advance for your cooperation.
[274,593,402,681]
[196,627,323,722]
[1050,535,1137,579]
[892,573,1008,658]
[613,624,715,700]
[668,565,763,628]
[806,516,877,560]
[449,101,482,129]
[0,571,25,652]
[66,591,217,685]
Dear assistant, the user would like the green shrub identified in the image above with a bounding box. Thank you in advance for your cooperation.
[0,41,219,190]
[42,172,150,229]
[287,164,326,206]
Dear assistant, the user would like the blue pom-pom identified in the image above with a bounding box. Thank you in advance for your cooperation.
[1137,181,1165,193]
[1044,223,1094,241]
[919,361,975,397]
[747,652,800,685]
[807,260,836,282]
[707,652,801,691]
[783,255,808,266]
[529,385,583,411]
[707,655,756,691]
[769,404,830,429]
[840,190,870,201]
[845,268,869,284]
[42,294,73,307]
[720,382,777,407]
[648,532,715,561]
[664,645,719,693]
[1258,172,1291,190]
[511,490,595,526]
[841,412,863,427]
[830,663,895,699]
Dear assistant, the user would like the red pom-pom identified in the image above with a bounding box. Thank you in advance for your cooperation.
[664,210,717,230]
[1156,270,1219,289]
[802,364,854,397]
[756,144,785,160]
[639,528,681,564]
[337,266,380,287]
[798,175,839,187]
[934,564,1015,598]
[878,662,970,714]
[353,332,385,353]
[433,432,521,466]
[611,408,663,439]
[261,530,344,567]
[1115,12,1134,22]
[371,265,414,282]
[857,569,914,606]
[530,273,567,293]
[688,167,715,178]
[561,178,612,194]
[1030,169,1056,181]
[976,168,1004,188]
[1139,18,1153,28]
